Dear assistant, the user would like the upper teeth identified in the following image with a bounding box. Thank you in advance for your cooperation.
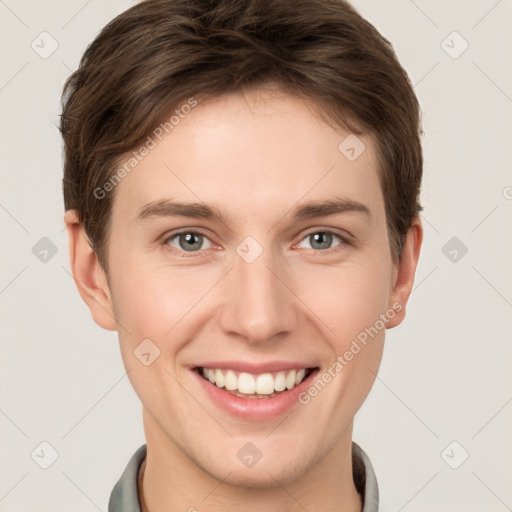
[201,368,308,395]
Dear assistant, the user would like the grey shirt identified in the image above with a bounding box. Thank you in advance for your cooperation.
[109,442,379,511]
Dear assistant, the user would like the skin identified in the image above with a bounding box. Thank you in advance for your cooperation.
[65,85,422,512]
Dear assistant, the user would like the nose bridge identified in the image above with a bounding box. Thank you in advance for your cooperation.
[219,240,297,343]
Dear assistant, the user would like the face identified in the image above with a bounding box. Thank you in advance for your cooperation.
[67,86,421,487]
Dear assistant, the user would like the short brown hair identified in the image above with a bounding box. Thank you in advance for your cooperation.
[61,0,423,275]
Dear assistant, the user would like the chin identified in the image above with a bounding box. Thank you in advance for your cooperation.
[198,448,315,489]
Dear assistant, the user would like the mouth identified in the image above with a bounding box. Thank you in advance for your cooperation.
[192,364,320,420]
[195,366,317,398]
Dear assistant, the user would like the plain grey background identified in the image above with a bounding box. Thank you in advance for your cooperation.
[1,1,511,510]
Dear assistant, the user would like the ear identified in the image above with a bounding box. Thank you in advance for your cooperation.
[64,209,117,331]
[386,215,423,329]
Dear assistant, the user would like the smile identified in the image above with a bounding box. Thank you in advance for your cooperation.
[192,363,320,420]
[197,367,314,398]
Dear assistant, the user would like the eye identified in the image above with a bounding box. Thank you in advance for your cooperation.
[296,231,346,251]
[164,231,213,252]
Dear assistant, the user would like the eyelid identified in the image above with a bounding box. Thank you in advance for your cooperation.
[161,226,352,255]
[162,229,216,255]
[293,228,350,250]
[162,226,213,242]
[297,225,352,242]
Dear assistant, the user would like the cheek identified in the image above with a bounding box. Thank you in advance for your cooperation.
[110,264,196,414]
[297,260,389,421]
[110,247,200,330]
[296,257,391,348]
[110,257,222,372]
[110,236,393,353]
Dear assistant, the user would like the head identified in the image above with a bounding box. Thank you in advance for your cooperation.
[62,0,423,487]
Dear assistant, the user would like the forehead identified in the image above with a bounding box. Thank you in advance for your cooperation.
[110,87,384,225]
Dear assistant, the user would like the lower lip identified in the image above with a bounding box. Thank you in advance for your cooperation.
[193,368,319,421]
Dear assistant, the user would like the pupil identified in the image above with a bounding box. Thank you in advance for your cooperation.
[180,233,201,251]
[311,232,331,250]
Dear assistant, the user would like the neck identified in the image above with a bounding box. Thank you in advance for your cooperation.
[138,408,362,512]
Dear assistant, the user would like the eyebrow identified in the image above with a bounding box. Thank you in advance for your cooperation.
[135,196,371,223]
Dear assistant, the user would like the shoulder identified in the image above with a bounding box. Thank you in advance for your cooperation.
[352,442,379,512]
[108,444,147,512]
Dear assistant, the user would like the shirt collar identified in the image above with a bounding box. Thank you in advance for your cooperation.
[109,441,379,512]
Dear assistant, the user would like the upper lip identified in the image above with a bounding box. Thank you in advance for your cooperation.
[193,361,318,374]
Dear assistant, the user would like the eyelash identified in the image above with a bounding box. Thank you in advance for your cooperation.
[161,229,351,257]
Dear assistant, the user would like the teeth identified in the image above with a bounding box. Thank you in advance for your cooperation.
[255,373,274,394]
[295,369,306,385]
[214,369,225,388]
[274,372,286,392]
[238,373,256,394]
[285,370,297,390]
[199,367,311,396]
[225,370,237,390]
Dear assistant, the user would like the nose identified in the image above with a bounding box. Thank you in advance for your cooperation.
[218,246,298,345]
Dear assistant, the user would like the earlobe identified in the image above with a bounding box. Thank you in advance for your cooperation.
[386,216,423,329]
[64,210,118,332]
